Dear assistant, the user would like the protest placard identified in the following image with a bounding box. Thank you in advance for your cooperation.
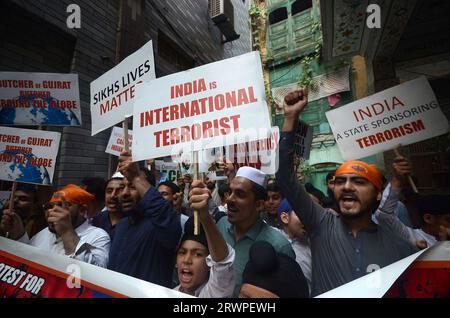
[132,51,271,161]
[326,77,450,160]
[105,126,133,156]
[90,40,155,135]
[0,237,190,298]
[225,126,279,174]
[155,160,181,183]
[0,72,81,126]
[0,127,61,185]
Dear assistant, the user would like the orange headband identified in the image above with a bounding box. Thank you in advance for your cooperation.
[50,184,95,206]
[335,161,382,191]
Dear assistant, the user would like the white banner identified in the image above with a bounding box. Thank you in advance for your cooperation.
[0,127,61,185]
[0,237,191,298]
[90,40,156,135]
[0,72,81,126]
[132,51,271,161]
[316,241,450,298]
[326,77,450,160]
[105,126,133,157]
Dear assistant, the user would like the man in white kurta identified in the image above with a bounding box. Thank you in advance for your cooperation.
[3,184,110,267]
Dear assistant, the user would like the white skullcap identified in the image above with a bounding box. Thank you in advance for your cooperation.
[236,166,267,189]
[111,171,124,179]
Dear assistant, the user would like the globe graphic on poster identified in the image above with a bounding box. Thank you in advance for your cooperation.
[0,96,80,126]
[0,150,50,185]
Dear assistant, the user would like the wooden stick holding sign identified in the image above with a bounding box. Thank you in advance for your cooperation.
[5,182,18,238]
[394,148,419,193]
[193,151,199,235]
[123,119,130,152]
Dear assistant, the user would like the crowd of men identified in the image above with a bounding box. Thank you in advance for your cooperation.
[1,89,449,298]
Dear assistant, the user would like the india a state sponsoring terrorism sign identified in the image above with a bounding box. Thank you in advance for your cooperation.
[0,72,81,126]
[326,77,450,160]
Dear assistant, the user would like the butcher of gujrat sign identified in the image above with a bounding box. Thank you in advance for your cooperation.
[326,76,450,160]
[0,126,61,185]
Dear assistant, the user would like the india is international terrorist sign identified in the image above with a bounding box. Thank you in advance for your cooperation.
[90,40,156,135]
[326,77,450,160]
[0,126,61,185]
[132,51,272,161]
[0,72,81,126]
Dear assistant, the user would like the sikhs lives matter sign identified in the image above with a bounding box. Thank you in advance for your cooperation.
[90,40,155,135]
[105,126,133,157]
[132,51,271,161]
[0,72,81,126]
[0,126,61,185]
[326,77,450,160]
[0,237,190,298]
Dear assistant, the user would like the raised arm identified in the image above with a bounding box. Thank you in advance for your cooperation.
[189,180,228,262]
[276,90,328,232]
[375,155,419,245]
[118,150,151,197]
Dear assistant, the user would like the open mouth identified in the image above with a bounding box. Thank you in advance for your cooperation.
[339,196,359,209]
[107,201,118,209]
[227,205,238,213]
[179,268,193,284]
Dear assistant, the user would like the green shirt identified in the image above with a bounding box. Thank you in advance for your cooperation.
[217,217,296,297]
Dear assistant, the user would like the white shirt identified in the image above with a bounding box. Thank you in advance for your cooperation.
[174,244,235,298]
[19,220,110,267]
[375,183,437,247]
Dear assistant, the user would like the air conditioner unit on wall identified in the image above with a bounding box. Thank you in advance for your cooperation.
[209,0,240,43]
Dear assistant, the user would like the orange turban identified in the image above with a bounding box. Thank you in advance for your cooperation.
[50,184,95,206]
[335,161,382,191]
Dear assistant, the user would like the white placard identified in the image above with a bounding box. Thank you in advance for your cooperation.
[105,126,133,156]
[90,40,155,135]
[0,72,81,126]
[326,77,450,160]
[0,126,61,185]
[132,51,271,161]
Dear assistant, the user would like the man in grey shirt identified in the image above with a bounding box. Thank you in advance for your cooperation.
[276,89,417,296]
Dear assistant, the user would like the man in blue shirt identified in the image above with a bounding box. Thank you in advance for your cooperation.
[108,151,181,288]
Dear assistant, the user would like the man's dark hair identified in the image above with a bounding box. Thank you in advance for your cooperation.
[81,177,106,202]
[157,181,180,195]
[15,184,37,203]
[218,183,231,199]
[326,171,336,182]
[141,169,156,187]
[305,182,326,205]
[250,181,267,201]
[266,182,282,194]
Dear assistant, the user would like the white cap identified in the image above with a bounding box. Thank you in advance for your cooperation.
[236,166,267,189]
[111,171,124,179]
